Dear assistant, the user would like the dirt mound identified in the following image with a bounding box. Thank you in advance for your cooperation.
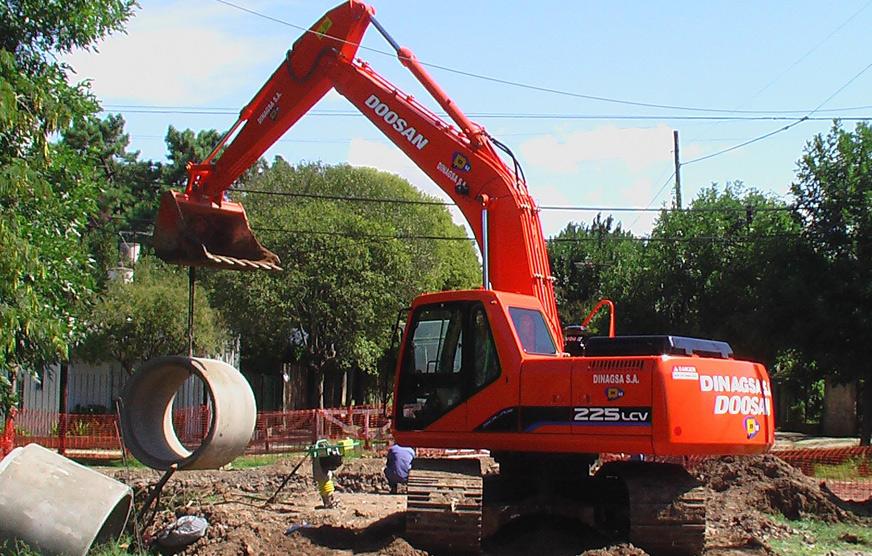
[102,454,869,556]
[696,455,852,523]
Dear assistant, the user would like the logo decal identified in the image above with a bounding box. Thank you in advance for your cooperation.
[364,95,429,150]
[315,17,333,38]
[593,373,640,385]
[672,365,699,381]
[743,416,761,439]
[605,387,624,401]
[452,152,471,172]
[257,92,282,125]
[700,374,772,416]
[573,406,651,425]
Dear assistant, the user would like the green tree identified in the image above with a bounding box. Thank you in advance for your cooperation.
[77,256,229,376]
[162,126,223,187]
[637,183,806,361]
[0,0,135,414]
[208,161,479,408]
[62,113,162,287]
[548,215,643,333]
[791,122,872,444]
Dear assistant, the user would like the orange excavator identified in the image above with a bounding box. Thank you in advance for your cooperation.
[153,2,774,553]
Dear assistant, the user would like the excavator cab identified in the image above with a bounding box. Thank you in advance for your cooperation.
[153,190,281,271]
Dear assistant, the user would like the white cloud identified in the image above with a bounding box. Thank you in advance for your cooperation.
[347,138,471,233]
[64,2,280,105]
[520,124,677,174]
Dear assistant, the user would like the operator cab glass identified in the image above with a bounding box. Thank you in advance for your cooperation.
[508,307,558,355]
[395,301,500,430]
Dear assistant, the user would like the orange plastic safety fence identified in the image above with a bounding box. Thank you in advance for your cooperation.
[9,406,394,460]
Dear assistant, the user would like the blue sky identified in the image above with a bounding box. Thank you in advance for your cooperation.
[67,0,872,236]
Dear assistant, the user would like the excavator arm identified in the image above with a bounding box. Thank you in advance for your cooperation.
[153,0,561,340]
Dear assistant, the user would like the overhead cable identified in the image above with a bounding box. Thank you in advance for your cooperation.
[211,0,872,117]
[100,106,872,121]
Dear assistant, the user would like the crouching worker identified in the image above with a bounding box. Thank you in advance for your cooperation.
[384,444,415,494]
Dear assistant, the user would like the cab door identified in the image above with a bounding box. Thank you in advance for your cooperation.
[513,306,571,433]
[395,301,504,433]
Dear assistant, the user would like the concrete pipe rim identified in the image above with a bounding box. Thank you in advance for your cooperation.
[120,356,255,471]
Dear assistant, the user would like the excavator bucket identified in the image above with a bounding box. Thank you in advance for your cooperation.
[153,190,281,271]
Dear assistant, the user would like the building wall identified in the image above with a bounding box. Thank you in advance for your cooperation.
[822,379,857,437]
[18,339,242,417]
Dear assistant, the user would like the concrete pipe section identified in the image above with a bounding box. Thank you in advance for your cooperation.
[120,356,256,470]
[0,444,133,556]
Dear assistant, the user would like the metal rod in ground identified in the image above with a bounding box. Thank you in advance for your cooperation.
[141,463,179,532]
[263,452,311,507]
[187,266,195,357]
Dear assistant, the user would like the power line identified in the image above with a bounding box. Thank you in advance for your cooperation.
[102,102,872,116]
[251,226,473,241]
[235,186,797,213]
[683,60,872,167]
[211,0,872,117]
[539,204,793,213]
[627,171,677,229]
[740,0,872,108]
[118,216,844,245]
[683,119,809,165]
[142,182,799,213]
[234,187,450,206]
[100,106,872,122]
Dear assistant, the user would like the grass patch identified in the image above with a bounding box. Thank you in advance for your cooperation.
[0,536,144,556]
[91,535,146,556]
[769,516,871,555]
[228,453,298,468]
[81,456,146,468]
[813,456,871,480]
[0,540,40,555]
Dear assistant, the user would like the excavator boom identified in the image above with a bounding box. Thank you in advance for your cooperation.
[152,0,562,341]
[153,0,373,272]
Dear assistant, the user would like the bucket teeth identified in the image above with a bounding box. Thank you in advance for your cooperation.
[204,251,282,271]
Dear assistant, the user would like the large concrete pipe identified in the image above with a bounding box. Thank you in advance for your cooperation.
[0,444,132,556]
[120,357,256,470]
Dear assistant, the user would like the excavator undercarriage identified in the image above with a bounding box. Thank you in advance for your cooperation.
[406,456,706,555]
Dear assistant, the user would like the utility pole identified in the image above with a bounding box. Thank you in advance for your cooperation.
[673,130,682,209]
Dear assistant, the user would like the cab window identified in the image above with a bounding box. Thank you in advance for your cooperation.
[395,302,501,430]
[509,307,557,355]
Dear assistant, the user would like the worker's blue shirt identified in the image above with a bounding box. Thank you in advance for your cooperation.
[384,445,415,484]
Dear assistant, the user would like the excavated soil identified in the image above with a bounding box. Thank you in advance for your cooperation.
[696,455,860,555]
[101,454,870,556]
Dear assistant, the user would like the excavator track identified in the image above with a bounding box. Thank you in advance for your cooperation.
[405,458,483,553]
[597,461,706,556]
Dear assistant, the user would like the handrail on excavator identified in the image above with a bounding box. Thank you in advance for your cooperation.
[582,298,616,338]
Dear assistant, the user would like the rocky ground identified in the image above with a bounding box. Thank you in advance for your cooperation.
[102,454,871,556]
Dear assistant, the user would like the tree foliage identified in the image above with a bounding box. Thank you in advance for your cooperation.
[548,215,642,334]
[791,122,872,443]
[78,256,228,375]
[636,183,806,361]
[162,125,223,187]
[62,114,162,287]
[0,0,135,414]
[208,160,480,407]
[549,183,805,359]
